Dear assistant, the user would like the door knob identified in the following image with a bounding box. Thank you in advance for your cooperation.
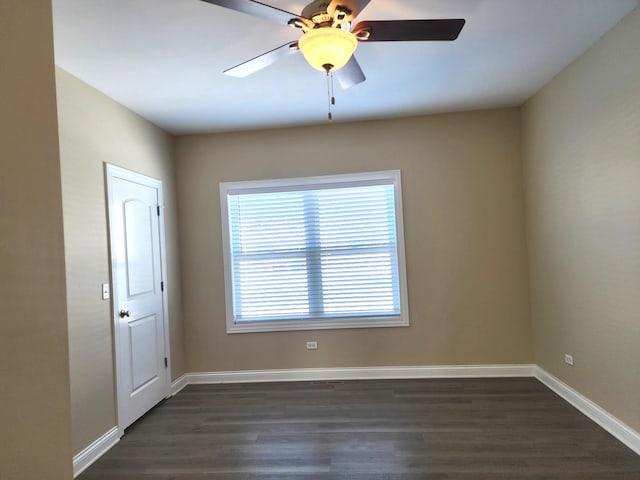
[119,309,131,318]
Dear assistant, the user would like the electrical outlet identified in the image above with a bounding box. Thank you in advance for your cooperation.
[102,283,110,300]
[306,341,318,350]
[564,354,574,366]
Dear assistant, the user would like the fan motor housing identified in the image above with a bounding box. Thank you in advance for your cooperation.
[301,0,331,20]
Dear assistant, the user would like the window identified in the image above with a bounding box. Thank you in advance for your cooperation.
[220,170,409,333]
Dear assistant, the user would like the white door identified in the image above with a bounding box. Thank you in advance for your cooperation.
[106,164,170,431]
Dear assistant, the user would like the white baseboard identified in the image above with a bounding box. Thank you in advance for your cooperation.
[171,373,189,396]
[73,426,120,478]
[535,366,640,456]
[181,364,535,385]
[86,363,638,478]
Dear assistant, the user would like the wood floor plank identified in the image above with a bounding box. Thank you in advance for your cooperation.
[78,378,640,479]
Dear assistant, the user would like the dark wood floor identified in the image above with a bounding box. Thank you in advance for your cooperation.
[79,377,640,479]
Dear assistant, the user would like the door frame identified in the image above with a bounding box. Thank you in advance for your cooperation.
[105,163,172,436]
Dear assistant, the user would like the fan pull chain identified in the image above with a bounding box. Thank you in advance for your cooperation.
[326,70,336,121]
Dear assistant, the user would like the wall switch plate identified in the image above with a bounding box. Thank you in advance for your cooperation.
[102,283,110,300]
[564,354,574,366]
[306,341,318,350]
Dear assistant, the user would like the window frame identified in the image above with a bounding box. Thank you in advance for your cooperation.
[219,170,410,333]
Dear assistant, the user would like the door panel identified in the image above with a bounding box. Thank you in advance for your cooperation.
[124,200,156,297]
[129,315,159,392]
[107,165,169,431]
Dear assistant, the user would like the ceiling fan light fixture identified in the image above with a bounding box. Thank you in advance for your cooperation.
[298,28,357,72]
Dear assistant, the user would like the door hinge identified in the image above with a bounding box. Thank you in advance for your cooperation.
[157,205,160,216]
[164,357,168,368]
[160,281,164,292]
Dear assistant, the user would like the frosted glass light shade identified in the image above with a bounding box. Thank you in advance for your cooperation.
[298,28,357,72]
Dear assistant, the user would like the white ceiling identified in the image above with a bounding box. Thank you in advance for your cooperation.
[52,0,638,134]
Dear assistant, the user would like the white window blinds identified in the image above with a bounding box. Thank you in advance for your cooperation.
[220,171,409,333]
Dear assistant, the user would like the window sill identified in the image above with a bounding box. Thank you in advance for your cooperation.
[226,316,410,334]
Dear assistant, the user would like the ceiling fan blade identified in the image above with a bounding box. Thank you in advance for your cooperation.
[354,19,465,42]
[224,42,299,77]
[328,0,372,22]
[334,55,366,89]
[201,0,305,26]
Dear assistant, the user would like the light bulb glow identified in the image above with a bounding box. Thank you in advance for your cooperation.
[298,28,357,72]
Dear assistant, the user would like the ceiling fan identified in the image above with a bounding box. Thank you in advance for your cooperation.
[202,0,465,89]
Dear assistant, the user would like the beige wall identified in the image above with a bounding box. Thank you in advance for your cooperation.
[56,68,185,455]
[0,1,73,478]
[522,8,640,431]
[174,109,533,372]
